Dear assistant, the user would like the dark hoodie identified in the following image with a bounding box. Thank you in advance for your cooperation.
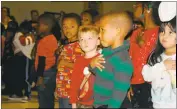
[89,41,133,108]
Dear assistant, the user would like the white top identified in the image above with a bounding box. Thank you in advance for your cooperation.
[13,32,35,59]
[142,53,176,109]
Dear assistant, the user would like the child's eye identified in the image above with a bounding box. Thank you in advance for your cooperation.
[80,39,83,41]
[100,28,104,32]
[63,26,67,29]
[160,31,165,35]
[89,37,92,39]
[169,31,174,35]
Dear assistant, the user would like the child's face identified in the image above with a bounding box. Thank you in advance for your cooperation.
[62,18,79,40]
[31,12,39,21]
[159,25,176,49]
[2,8,8,18]
[38,20,48,35]
[99,18,117,47]
[81,13,92,26]
[79,32,99,53]
[133,3,143,20]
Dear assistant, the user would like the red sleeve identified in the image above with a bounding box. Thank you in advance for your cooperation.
[129,29,139,58]
[19,35,26,46]
[70,59,81,104]
[19,35,35,46]
[38,36,58,57]
[140,28,159,56]
[38,40,47,57]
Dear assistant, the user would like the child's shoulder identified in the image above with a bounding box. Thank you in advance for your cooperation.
[64,41,80,49]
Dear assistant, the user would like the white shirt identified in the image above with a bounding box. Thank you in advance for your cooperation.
[142,53,176,109]
[13,32,35,59]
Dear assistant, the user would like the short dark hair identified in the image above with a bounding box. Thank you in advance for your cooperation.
[31,10,39,15]
[62,13,81,26]
[81,9,99,22]
[19,20,33,34]
[38,13,56,31]
[2,7,10,16]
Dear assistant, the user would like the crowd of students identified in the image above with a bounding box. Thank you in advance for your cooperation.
[1,1,176,109]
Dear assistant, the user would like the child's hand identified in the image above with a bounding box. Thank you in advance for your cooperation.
[36,77,46,88]
[127,86,134,102]
[72,103,77,109]
[56,45,64,55]
[164,58,176,70]
[31,82,36,88]
[90,54,105,71]
[54,91,58,100]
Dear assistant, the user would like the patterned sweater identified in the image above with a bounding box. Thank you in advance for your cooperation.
[89,41,133,108]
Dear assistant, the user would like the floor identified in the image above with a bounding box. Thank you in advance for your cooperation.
[1,91,59,109]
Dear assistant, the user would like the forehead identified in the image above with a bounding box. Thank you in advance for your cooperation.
[63,18,78,25]
[2,8,7,12]
[79,32,97,38]
[99,16,113,28]
[82,13,91,17]
[32,12,38,15]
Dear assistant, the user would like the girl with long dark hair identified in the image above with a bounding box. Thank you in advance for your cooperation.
[142,2,176,108]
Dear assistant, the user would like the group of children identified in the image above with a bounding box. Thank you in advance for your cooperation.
[1,1,176,109]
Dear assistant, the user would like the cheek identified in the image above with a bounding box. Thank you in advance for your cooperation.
[90,40,97,46]
[169,37,177,45]
[159,35,163,43]
[63,29,67,34]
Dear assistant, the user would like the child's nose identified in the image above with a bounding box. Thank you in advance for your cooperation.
[84,40,88,44]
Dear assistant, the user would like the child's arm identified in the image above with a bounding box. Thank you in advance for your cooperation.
[36,56,46,88]
[58,59,74,69]
[108,59,133,108]
[169,72,176,89]
[142,61,166,82]
[70,60,80,106]
[19,34,35,46]
[57,47,74,69]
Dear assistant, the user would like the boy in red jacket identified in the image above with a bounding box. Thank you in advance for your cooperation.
[70,25,100,108]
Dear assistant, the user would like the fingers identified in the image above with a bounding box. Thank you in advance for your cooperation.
[96,63,105,71]
[130,88,134,96]
[127,92,131,102]
[172,64,176,70]
[97,66,103,72]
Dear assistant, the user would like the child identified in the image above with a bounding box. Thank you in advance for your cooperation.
[12,20,35,102]
[2,21,18,95]
[128,2,160,108]
[142,2,176,108]
[88,12,134,108]
[34,14,58,108]
[70,25,100,108]
[56,13,83,108]
[81,9,99,26]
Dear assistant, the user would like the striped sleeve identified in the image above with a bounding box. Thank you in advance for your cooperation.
[108,56,133,108]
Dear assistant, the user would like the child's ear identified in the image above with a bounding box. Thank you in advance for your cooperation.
[97,38,100,46]
[116,27,121,36]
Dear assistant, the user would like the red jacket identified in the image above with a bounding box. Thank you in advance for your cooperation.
[70,54,98,105]
[129,27,159,84]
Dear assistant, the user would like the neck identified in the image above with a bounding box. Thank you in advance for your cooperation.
[41,32,51,37]
[144,16,157,29]
[69,36,78,43]
[111,38,124,49]
[165,47,176,56]
[85,49,98,59]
